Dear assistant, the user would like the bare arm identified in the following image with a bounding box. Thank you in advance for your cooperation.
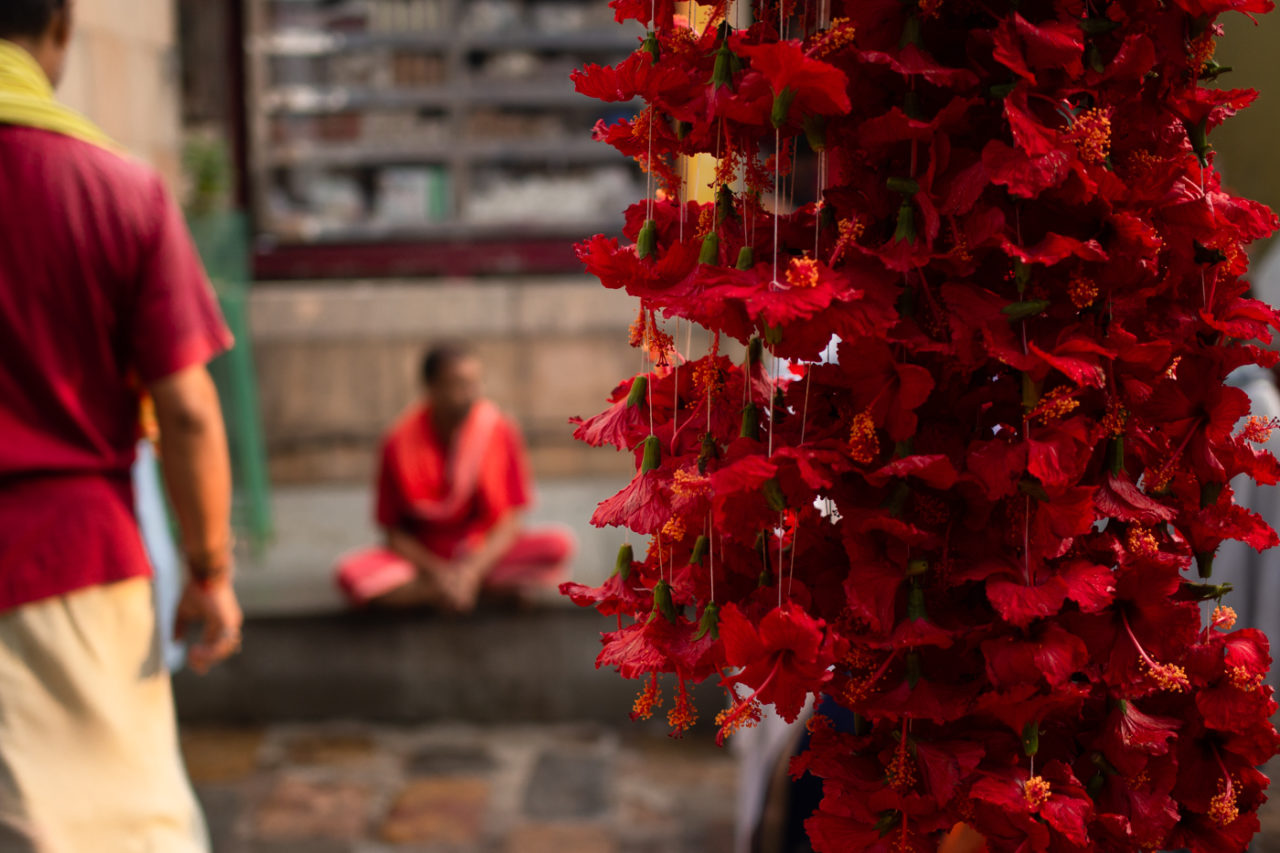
[385,526,452,576]
[384,511,523,612]
[149,365,241,673]
[151,365,232,569]
[460,510,524,577]
[445,510,524,611]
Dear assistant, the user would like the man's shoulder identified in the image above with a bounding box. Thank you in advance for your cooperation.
[383,403,430,447]
[0,125,164,207]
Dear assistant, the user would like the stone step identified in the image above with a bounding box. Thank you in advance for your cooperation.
[177,478,705,727]
[173,606,720,727]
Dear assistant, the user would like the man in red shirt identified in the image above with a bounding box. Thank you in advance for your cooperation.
[338,345,575,610]
[0,2,240,848]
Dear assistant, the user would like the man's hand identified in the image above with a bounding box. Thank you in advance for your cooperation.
[174,579,243,675]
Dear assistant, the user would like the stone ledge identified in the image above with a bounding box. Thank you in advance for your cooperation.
[172,608,721,726]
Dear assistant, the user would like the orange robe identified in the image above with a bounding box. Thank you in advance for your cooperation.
[337,401,573,605]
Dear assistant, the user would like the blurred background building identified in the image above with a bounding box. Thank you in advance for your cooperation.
[173,0,657,618]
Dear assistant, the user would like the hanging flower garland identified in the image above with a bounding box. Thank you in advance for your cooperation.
[564,0,1280,849]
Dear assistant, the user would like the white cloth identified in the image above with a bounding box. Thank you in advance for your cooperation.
[0,578,208,852]
[132,439,185,671]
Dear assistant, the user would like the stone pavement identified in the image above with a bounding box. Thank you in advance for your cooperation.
[182,722,738,853]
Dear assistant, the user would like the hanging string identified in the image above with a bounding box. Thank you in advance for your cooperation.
[1014,206,1034,588]
[786,368,813,598]
[672,317,682,453]
[644,0,658,220]
[1199,157,1208,307]
[708,516,716,603]
[777,510,786,607]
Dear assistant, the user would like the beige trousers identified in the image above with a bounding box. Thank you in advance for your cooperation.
[0,578,208,852]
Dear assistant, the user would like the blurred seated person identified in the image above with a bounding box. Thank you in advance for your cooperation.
[337,344,575,611]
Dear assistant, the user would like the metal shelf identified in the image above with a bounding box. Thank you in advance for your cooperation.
[244,0,642,273]
[262,80,618,114]
[265,137,624,168]
[253,28,641,57]
[465,29,642,53]
[281,217,612,243]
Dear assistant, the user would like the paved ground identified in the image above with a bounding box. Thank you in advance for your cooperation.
[182,719,1280,853]
[182,722,738,853]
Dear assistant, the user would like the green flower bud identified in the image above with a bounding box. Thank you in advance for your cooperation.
[1022,721,1040,757]
[764,478,787,512]
[710,42,735,88]
[697,431,718,474]
[626,374,649,408]
[803,115,827,151]
[636,218,657,259]
[690,535,710,566]
[875,811,900,836]
[1002,299,1050,321]
[716,184,736,224]
[899,15,921,48]
[699,230,720,265]
[640,434,662,474]
[886,176,920,195]
[1186,118,1210,166]
[740,403,760,439]
[891,200,916,244]
[615,543,635,580]
[1196,550,1215,579]
[649,579,677,623]
[694,601,720,640]
[771,86,797,128]
[642,30,660,60]
[907,585,927,620]
[1109,437,1125,477]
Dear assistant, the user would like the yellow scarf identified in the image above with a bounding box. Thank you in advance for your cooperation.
[0,38,114,149]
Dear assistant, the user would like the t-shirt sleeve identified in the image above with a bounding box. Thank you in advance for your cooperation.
[129,178,234,384]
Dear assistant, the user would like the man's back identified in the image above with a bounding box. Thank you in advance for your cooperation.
[0,10,240,849]
[0,124,230,608]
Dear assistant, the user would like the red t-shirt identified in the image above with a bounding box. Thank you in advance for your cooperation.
[376,404,532,560]
[0,126,232,611]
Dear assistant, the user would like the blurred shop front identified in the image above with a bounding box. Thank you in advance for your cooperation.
[179,0,645,489]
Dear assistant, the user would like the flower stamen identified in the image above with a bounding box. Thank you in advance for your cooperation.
[848,409,879,465]
[1024,775,1052,810]
[632,673,662,721]
[1121,611,1189,692]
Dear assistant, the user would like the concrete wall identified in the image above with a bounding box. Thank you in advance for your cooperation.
[57,0,182,187]
[249,277,641,483]
[1216,11,1280,258]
